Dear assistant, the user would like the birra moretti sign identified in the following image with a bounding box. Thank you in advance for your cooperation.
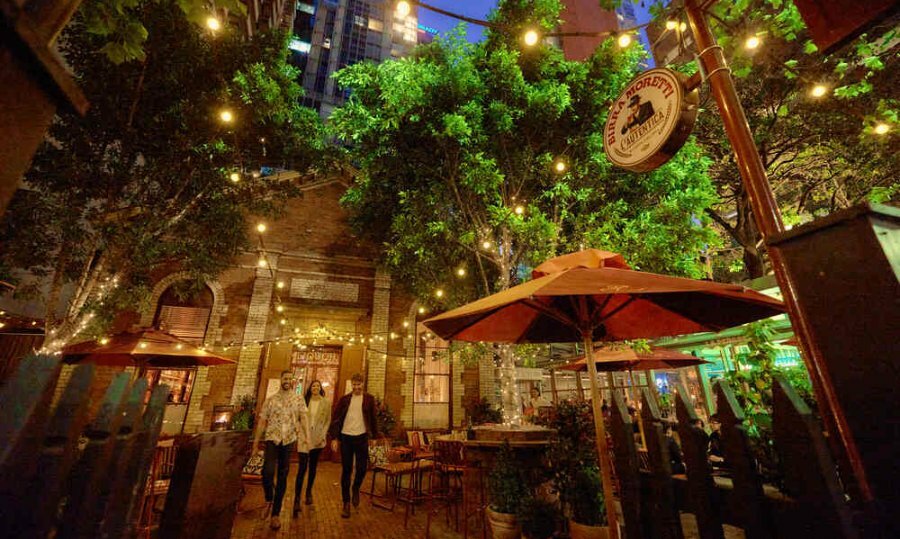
[604,67,699,173]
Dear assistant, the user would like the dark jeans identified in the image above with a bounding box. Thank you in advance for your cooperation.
[340,433,369,503]
[295,448,323,498]
[262,441,294,516]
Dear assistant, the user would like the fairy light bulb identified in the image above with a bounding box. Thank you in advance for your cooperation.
[256,223,266,233]
[514,205,525,215]
[665,20,677,30]
[456,267,466,277]
[258,258,268,268]
[277,281,285,289]
[744,35,761,50]
[809,84,828,98]
[219,109,234,123]
[617,33,632,48]
[229,172,240,182]
[99,337,109,345]
[276,304,284,313]
[554,160,566,173]
[482,240,492,249]
[418,306,426,315]
[523,30,539,47]
[206,16,221,31]
[873,123,890,135]
[435,289,444,298]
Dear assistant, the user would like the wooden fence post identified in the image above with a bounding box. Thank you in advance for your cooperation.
[609,392,643,539]
[714,380,774,539]
[674,382,724,539]
[639,388,684,539]
[18,364,95,537]
[772,374,857,538]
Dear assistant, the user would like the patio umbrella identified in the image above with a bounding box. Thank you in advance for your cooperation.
[62,327,233,371]
[424,249,785,535]
[557,345,708,372]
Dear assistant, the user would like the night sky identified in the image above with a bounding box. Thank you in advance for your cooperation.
[417,0,659,45]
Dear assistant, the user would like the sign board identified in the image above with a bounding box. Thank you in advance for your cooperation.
[603,68,699,173]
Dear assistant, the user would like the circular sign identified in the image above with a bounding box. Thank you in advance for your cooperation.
[603,68,699,172]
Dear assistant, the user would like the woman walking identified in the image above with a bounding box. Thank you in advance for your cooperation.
[294,380,331,516]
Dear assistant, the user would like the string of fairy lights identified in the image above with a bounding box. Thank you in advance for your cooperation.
[1,0,891,358]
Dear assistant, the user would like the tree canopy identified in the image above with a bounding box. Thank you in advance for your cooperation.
[0,1,327,348]
[680,0,899,279]
[331,0,718,310]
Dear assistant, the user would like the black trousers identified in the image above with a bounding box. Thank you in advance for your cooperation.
[339,433,369,503]
[295,448,323,498]
[262,441,294,516]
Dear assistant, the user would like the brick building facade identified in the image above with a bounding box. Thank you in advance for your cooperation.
[141,179,497,436]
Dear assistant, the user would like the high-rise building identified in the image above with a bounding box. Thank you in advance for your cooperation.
[290,0,420,118]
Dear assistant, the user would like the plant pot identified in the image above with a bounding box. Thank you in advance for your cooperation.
[485,507,521,539]
[568,519,610,539]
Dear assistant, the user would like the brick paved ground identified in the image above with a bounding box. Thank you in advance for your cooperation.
[231,461,474,539]
[230,461,744,539]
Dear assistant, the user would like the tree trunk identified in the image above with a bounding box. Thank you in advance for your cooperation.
[494,230,522,425]
[742,244,766,279]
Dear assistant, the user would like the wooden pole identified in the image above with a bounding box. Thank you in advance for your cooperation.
[684,0,872,501]
[549,368,558,405]
[575,370,585,401]
[584,335,620,537]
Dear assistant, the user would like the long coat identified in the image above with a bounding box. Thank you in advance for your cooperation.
[300,397,332,452]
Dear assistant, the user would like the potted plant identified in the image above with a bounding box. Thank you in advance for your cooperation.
[486,442,526,539]
[568,465,609,539]
[544,400,609,538]
[232,394,256,431]
[518,496,562,539]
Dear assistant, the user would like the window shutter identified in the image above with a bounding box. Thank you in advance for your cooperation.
[157,305,210,344]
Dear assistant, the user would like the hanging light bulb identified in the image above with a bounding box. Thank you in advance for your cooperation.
[256,223,267,233]
[395,0,411,17]
[873,123,891,135]
[744,35,761,50]
[456,267,466,277]
[402,320,409,328]
[277,281,285,289]
[617,33,632,48]
[229,172,240,182]
[276,304,284,313]
[514,205,525,215]
[554,160,566,173]
[809,84,829,98]
[482,240,492,250]
[418,306,426,315]
[206,16,221,31]
[523,30,539,47]
[665,20,678,31]
[258,258,268,268]
[219,109,234,123]
[99,337,109,345]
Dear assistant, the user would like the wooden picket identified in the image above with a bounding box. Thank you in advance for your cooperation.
[0,355,167,539]
[607,377,860,539]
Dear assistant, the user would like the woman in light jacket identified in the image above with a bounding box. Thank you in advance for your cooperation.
[293,379,331,515]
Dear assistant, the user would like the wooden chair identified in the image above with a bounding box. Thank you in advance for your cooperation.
[135,438,177,537]
[425,439,466,537]
[367,438,432,518]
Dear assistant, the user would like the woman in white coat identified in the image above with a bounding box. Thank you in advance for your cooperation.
[293,379,331,515]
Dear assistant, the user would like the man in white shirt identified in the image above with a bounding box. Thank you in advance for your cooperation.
[328,373,379,518]
[252,370,309,530]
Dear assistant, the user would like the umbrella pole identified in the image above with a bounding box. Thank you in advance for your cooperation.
[584,335,620,537]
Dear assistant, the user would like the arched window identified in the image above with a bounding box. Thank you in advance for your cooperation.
[153,284,213,344]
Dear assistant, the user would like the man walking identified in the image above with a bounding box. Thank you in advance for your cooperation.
[253,370,309,530]
[329,373,378,518]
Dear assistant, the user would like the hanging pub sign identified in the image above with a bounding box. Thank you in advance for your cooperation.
[603,67,699,173]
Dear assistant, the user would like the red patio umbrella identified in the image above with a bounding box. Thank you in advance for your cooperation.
[557,345,709,372]
[62,327,233,370]
[424,249,785,535]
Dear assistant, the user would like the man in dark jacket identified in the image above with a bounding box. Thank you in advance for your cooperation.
[328,373,379,518]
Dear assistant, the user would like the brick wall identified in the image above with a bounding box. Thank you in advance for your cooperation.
[231,258,277,403]
[366,268,391,398]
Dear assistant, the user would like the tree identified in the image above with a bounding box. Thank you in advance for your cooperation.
[684,0,899,279]
[0,1,327,349]
[330,0,718,421]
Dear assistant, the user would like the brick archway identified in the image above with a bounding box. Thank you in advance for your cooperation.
[141,272,227,433]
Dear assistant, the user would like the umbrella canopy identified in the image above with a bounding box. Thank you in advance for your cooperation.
[424,249,785,538]
[425,251,784,344]
[62,327,233,369]
[557,345,708,372]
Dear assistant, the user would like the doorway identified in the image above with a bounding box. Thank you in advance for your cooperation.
[290,345,342,406]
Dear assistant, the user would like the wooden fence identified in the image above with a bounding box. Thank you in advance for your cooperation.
[607,375,864,539]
